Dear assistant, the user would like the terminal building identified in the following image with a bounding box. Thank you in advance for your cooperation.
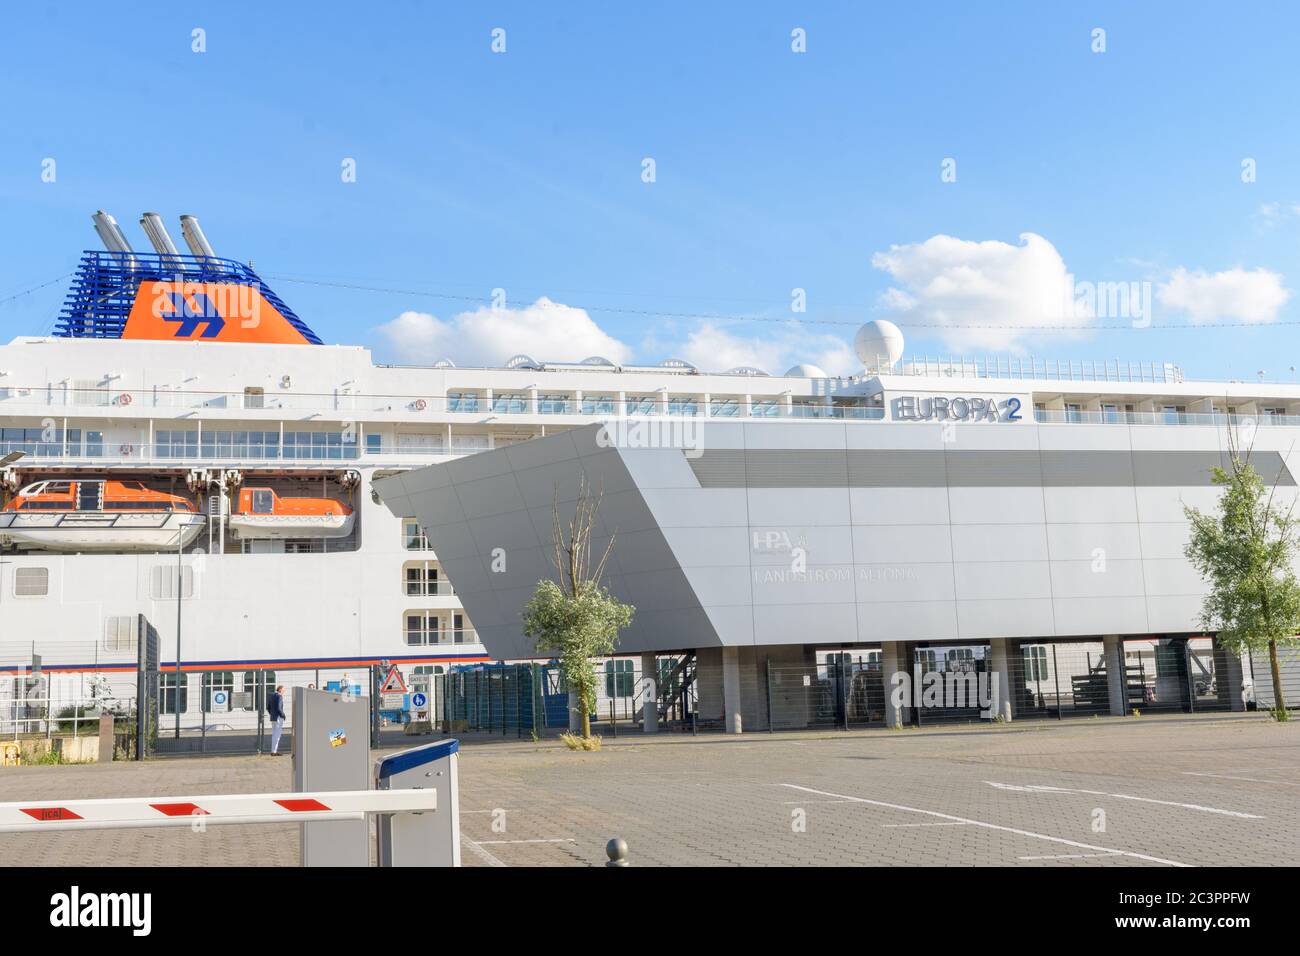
[375,324,1300,732]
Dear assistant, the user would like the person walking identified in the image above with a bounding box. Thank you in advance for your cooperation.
[268,685,287,755]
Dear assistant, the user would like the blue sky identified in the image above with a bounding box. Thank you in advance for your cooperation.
[2,2,1299,380]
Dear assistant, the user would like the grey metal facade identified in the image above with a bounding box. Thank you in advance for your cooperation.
[375,419,1300,661]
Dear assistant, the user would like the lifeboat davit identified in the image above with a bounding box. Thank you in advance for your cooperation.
[0,479,205,552]
[227,487,355,540]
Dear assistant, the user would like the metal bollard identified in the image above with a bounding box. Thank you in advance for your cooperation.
[606,837,628,867]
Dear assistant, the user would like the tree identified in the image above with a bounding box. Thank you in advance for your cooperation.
[521,476,635,739]
[1184,436,1300,719]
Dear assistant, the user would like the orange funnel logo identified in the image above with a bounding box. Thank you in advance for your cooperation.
[124,280,314,344]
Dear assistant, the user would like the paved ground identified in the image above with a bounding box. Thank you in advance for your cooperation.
[2,713,1298,866]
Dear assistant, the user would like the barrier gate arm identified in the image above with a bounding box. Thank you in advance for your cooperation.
[0,788,436,834]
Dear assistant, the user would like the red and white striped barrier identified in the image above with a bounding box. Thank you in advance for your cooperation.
[0,788,435,834]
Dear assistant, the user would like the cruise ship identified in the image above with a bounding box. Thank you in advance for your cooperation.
[2,210,1298,734]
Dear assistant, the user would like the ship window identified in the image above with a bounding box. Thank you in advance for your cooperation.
[1023,646,1049,682]
[491,393,528,414]
[13,567,48,597]
[405,562,446,596]
[750,398,779,418]
[150,566,195,600]
[365,433,383,454]
[447,392,480,413]
[251,490,274,514]
[406,611,440,645]
[241,671,275,711]
[159,672,188,715]
[666,396,698,416]
[202,672,234,711]
[604,659,634,698]
[581,395,616,415]
[403,519,431,550]
[103,615,137,653]
[85,431,104,456]
[244,387,265,409]
[625,395,657,415]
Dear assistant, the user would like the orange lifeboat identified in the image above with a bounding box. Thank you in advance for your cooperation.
[0,479,204,552]
[227,487,355,540]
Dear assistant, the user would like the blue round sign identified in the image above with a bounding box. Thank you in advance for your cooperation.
[213,691,227,705]
[411,692,427,708]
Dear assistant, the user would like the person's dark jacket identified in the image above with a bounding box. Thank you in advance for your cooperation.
[268,691,286,721]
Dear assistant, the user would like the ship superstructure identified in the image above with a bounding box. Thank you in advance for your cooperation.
[2,210,1300,731]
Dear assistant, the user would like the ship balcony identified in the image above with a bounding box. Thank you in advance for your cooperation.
[403,627,478,647]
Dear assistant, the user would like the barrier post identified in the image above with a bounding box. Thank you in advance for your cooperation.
[374,739,460,866]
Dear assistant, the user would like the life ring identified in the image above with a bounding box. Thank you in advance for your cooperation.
[413,398,427,411]
[119,443,133,456]
[117,393,133,406]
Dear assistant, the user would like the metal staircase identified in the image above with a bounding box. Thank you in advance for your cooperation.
[656,652,697,726]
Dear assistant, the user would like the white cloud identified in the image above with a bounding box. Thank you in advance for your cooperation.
[870,233,1086,351]
[1156,267,1290,325]
[675,322,859,376]
[374,297,632,366]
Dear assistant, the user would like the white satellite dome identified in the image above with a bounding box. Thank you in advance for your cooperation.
[784,363,827,378]
[853,319,905,370]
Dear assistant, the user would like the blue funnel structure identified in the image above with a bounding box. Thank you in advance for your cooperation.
[55,250,322,345]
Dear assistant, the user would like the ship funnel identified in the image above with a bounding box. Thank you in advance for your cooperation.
[139,212,183,262]
[179,214,218,260]
[91,210,134,254]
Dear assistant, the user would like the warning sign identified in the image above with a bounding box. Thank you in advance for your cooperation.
[379,666,407,695]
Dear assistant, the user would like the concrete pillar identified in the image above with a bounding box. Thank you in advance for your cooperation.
[722,646,742,734]
[1221,646,1247,712]
[988,638,1013,721]
[640,652,658,733]
[881,641,904,729]
[1103,635,1126,716]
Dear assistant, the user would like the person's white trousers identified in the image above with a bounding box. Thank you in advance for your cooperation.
[271,717,284,754]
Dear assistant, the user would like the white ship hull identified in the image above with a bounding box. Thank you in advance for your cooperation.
[0,511,206,552]
[227,512,356,540]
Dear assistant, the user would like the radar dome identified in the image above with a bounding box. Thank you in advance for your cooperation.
[784,364,827,378]
[853,320,904,370]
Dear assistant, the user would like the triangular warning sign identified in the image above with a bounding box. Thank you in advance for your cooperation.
[379,666,407,694]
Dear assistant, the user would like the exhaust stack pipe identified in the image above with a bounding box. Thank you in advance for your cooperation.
[179,214,218,260]
[91,210,134,254]
[139,212,183,262]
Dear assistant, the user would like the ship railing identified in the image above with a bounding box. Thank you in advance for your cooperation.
[405,582,456,597]
[403,628,478,646]
[888,356,1185,384]
[0,386,891,420]
[1033,409,1300,428]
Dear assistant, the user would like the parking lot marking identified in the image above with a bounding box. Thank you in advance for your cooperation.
[476,838,577,845]
[1018,852,1122,861]
[881,822,970,828]
[781,784,1191,867]
[984,781,1264,819]
[780,799,862,805]
[1183,771,1300,788]
[462,836,508,867]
